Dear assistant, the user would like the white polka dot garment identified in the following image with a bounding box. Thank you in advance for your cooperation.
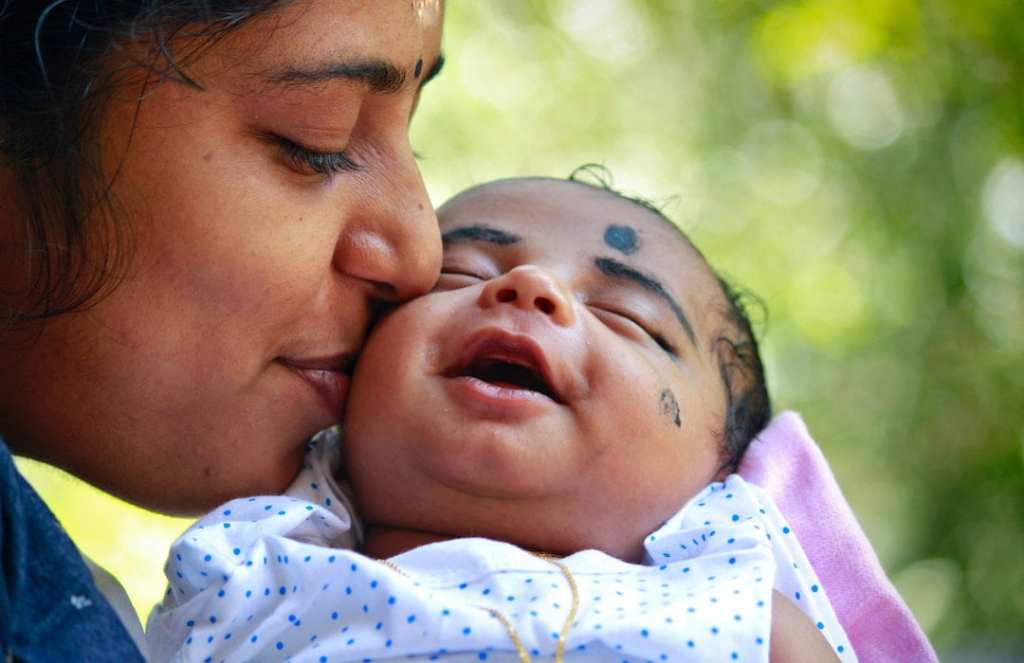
[146,430,855,662]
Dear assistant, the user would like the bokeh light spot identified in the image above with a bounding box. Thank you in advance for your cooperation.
[741,121,824,205]
[827,66,905,150]
[556,0,651,66]
[892,558,961,634]
[982,157,1024,250]
[788,260,867,348]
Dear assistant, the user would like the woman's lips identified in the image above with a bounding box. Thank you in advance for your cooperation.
[279,355,354,419]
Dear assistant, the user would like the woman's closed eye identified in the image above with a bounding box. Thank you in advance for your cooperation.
[269,134,362,179]
[589,306,677,357]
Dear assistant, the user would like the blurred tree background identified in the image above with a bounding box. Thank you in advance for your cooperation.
[17,0,1023,658]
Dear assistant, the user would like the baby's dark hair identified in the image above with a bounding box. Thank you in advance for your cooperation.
[567,165,772,472]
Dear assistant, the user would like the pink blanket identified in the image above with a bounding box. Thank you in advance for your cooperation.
[738,411,937,662]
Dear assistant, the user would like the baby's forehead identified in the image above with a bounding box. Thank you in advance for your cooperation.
[438,178,725,338]
[439,179,704,276]
[440,178,687,249]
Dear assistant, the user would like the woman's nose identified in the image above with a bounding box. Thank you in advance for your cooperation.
[478,265,576,327]
[333,136,442,303]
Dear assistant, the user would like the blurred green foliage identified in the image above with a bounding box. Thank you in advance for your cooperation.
[18,0,1024,657]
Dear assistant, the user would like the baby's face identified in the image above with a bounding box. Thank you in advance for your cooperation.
[344,179,729,561]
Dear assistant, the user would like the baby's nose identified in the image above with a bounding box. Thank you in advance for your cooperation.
[478,266,575,327]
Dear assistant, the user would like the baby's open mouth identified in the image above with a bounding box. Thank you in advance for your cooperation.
[445,332,564,404]
[459,356,557,400]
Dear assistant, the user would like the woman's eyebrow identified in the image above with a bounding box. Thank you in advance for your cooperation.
[260,53,444,94]
[441,224,521,246]
[594,257,697,345]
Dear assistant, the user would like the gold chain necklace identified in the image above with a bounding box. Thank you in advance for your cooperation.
[378,552,579,662]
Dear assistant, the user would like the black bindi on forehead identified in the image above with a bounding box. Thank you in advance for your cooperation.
[414,58,424,78]
[603,224,640,256]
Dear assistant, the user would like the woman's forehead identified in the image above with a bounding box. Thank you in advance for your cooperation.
[206,0,444,92]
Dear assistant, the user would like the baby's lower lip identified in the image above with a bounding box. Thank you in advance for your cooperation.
[443,375,557,420]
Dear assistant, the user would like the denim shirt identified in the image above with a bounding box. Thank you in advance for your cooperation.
[0,439,145,662]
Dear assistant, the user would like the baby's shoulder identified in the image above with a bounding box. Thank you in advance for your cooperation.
[642,475,781,563]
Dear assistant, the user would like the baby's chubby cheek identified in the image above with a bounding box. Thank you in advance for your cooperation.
[341,294,458,482]
[574,355,718,530]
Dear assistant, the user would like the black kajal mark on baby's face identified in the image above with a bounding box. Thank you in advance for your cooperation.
[414,58,424,79]
[659,388,682,428]
[603,225,639,255]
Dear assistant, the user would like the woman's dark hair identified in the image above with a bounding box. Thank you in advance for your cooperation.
[567,164,772,471]
[0,1,290,323]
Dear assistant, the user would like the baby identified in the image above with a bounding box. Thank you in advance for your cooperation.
[147,177,853,662]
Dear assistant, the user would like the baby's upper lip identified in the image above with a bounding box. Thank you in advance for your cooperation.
[444,328,565,403]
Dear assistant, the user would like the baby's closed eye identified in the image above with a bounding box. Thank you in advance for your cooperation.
[587,305,677,356]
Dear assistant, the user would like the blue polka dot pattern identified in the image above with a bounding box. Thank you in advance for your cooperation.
[147,428,855,662]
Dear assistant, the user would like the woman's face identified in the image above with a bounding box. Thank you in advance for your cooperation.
[0,0,445,513]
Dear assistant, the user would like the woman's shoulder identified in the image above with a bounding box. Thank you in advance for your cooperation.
[0,438,146,662]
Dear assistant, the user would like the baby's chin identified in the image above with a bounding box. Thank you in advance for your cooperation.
[353,483,667,564]
[344,390,719,564]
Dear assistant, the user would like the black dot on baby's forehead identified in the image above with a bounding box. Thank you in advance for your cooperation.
[603,224,640,255]
[414,58,424,78]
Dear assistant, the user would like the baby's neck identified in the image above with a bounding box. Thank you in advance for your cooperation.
[360,526,453,559]
[361,525,644,563]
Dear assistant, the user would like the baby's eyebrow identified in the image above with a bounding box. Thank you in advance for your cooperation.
[441,224,521,246]
[594,257,697,346]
